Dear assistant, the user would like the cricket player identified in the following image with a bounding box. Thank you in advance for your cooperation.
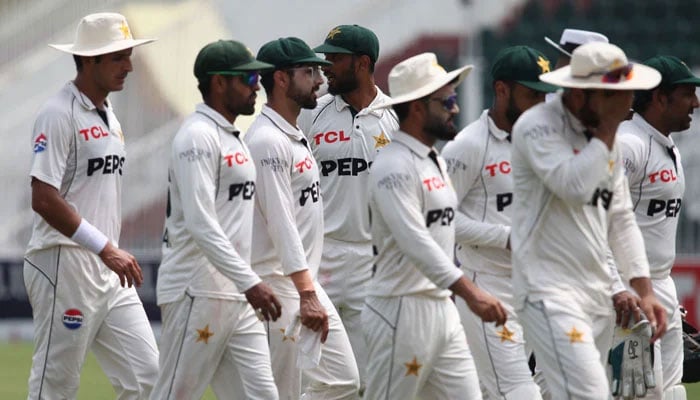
[24,13,158,399]
[544,28,609,69]
[442,45,558,400]
[614,55,700,400]
[246,37,360,400]
[151,40,281,400]
[297,25,399,386]
[364,52,507,400]
[510,42,668,399]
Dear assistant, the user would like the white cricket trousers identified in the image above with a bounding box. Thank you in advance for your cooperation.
[518,296,614,400]
[264,276,360,400]
[363,294,482,400]
[457,269,542,400]
[317,238,372,390]
[150,295,278,400]
[24,246,159,400]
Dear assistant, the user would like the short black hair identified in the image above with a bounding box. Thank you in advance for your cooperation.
[633,84,675,114]
[73,55,101,71]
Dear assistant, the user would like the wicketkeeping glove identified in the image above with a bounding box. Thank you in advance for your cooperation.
[608,318,655,399]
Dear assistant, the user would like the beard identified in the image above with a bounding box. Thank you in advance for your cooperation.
[505,95,523,127]
[424,114,458,141]
[288,80,318,109]
[237,95,257,116]
[327,67,359,95]
[579,95,600,129]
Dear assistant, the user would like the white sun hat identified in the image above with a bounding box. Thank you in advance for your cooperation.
[539,42,661,90]
[49,12,155,56]
[377,52,472,108]
[544,28,608,58]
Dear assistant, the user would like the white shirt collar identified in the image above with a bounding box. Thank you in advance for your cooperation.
[482,110,511,142]
[392,130,437,159]
[631,113,675,147]
[333,86,392,118]
[68,81,112,111]
[260,104,307,143]
[195,103,239,135]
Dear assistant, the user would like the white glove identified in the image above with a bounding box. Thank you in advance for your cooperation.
[609,317,655,399]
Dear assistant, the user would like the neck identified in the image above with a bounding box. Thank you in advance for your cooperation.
[400,121,436,147]
[488,107,512,133]
[204,100,238,124]
[73,75,108,110]
[268,95,301,127]
[640,112,670,136]
[340,78,377,111]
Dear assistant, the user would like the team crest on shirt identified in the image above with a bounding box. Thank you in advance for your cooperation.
[373,131,390,149]
[33,133,47,153]
[62,308,83,330]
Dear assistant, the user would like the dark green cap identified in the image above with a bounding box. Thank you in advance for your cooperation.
[257,37,331,69]
[194,40,273,81]
[313,24,379,63]
[643,55,700,87]
[491,46,559,93]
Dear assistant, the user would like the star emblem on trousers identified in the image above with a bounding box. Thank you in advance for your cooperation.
[404,356,422,377]
[566,326,584,343]
[497,325,515,342]
[196,324,214,344]
[373,131,390,149]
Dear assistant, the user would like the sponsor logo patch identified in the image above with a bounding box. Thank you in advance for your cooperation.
[33,133,47,153]
[63,308,83,330]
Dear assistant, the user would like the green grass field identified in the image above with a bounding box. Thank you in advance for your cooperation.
[0,342,215,399]
[2,341,699,399]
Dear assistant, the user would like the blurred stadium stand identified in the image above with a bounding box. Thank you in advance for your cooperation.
[1,0,700,328]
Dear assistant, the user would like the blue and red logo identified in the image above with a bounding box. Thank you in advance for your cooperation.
[33,133,47,153]
[62,309,83,330]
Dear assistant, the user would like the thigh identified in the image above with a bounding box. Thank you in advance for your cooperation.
[302,285,360,399]
[519,297,609,400]
[362,296,432,399]
[212,302,278,400]
[265,288,302,399]
[24,247,102,399]
[92,298,158,399]
[423,301,482,400]
[660,307,684,389]
[149,297,228,400]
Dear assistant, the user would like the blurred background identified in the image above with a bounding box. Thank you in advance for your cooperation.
[1,0,700,393]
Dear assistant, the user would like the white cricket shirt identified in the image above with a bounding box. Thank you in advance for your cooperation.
[246,105,324,288]
[298,89,398,244]
[442,110,512,275]
[157,103,261,304]
[27,82,125,254]
[368,131,463,298]
[619,114,685,279]
[510,94,650,313]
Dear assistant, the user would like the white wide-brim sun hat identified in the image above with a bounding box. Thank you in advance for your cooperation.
[377,52,473,108]
[540,42,661,90]
[49,12,155,56]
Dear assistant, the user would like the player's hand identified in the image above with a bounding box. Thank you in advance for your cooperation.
[613,290,642,328]
[464,287,507,326]
[638,294,667,343]
[609,317,656,399]
[99,243,143,288]
[245,283,282,322]
[299,290,329,343]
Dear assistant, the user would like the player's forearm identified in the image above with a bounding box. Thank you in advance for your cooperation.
[290,269,315,293]
[455,211,510,248]
[31,178,82,238]
[629,277,655,299]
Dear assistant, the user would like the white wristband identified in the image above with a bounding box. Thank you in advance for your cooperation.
[71,218,109,254]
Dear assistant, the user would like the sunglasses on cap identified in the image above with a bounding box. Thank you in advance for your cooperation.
[601,64,634,83]
[207,70,260,86]
[426,94,458,111]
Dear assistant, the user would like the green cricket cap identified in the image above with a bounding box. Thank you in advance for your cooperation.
[194,40,273,81]
[643,55,700,87]
[257,37,331,69]
[491,45,559,93]
[313,24,379,63]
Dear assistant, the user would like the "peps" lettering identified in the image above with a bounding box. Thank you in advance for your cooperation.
[426,207,455,227]
[87,155,124,176]
[228,181,255,200]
